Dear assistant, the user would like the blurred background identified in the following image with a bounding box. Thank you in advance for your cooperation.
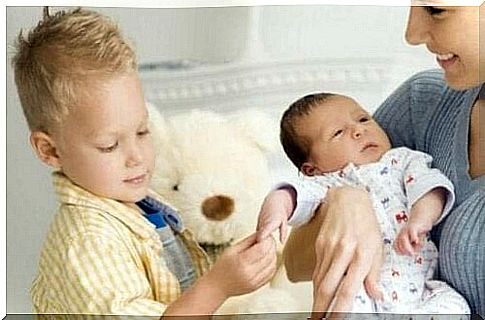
[6,4,436,313]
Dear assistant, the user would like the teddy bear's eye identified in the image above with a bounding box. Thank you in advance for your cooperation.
[172,184,179,191]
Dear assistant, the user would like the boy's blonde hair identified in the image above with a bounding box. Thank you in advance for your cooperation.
[12,7,138,132]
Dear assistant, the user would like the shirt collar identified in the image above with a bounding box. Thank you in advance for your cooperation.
[52,171,157,240]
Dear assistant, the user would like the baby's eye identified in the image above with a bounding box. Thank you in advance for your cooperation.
[98,142,118,153]
[333,129,343,138]
[359,116,370,123]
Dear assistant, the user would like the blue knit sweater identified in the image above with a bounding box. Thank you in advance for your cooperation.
[374,69,484,316]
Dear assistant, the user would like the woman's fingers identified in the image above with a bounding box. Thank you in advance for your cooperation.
[364,248,384,301]
[330,257,367,313]
[313,240,356,313]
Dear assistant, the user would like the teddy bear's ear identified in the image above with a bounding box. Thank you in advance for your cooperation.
[229,109,279,153]
[146,101,170,149]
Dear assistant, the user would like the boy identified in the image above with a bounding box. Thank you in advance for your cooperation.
[257,93,469,315]
[13,7,276,316]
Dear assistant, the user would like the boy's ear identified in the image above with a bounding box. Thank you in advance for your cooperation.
[301,162,319,176]
[30,131,62,169]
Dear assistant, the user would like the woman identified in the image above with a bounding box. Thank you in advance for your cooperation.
[265,3,484,316]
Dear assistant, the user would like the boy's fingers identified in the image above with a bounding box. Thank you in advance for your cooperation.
[233,233,258,252]
[243,236,274,264]
[255,249,277,283]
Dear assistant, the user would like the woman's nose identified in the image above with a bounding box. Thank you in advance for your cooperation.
[405,7,430,46]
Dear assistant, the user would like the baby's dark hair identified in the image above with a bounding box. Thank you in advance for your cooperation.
[280,92,339,169]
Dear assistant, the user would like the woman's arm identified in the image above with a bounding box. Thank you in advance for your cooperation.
[283,186,383,312]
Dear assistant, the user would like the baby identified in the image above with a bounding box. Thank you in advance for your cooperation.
[13,7,276,316]
[257,92,470,315]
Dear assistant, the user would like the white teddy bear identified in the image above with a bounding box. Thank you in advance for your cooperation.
[147,105,312,315]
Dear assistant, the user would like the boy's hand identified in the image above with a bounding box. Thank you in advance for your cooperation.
[256,188,295,243]
[208,233,277,298]
[394,219,432,256]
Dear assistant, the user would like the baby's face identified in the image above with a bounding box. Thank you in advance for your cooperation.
[298,96,391,174]
[51,73,155,203]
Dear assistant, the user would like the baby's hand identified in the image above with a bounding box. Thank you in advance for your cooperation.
[256,188,294,243]
[394,219,432,256]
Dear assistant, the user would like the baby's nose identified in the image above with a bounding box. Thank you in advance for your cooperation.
[201,195,234,221]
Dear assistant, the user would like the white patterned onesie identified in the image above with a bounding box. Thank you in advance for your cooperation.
[289,147,470,316]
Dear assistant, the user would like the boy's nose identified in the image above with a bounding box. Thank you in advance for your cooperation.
[405,7,431,46]
[126,147,143,167]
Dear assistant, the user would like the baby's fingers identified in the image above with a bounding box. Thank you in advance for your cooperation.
[409,228,420,246]
[279,221,288,244]
[257,220,280,242]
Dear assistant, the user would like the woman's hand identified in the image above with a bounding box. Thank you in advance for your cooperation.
[309,187,383,315]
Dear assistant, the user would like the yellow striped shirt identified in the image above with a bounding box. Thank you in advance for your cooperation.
[31,172,210,316]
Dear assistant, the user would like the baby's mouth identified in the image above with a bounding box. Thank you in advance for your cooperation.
[361,142,378,152]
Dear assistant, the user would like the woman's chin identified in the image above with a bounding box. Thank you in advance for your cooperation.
[445,72,482,91]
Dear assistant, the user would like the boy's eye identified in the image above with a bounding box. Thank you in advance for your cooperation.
[98,142,118,153]
[137,129,150,136]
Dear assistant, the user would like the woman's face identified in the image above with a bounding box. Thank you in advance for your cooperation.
[405,2,483,89]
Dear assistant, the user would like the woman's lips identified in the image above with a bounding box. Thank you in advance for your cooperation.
[436,54,458,71]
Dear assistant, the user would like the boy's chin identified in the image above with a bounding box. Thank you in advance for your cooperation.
[116,191,149,204]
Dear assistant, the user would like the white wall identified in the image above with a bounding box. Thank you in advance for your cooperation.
[6,5,436,313]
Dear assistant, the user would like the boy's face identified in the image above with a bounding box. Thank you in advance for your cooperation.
[51,73,155,203]
[298,96,391,175]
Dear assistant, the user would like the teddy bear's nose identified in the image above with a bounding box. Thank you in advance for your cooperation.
[201,195,234,221]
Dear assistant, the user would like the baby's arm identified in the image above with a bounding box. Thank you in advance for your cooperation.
[256,187,296,243]
[256,179,329,242]
[395,187,446,256]
[394,148,455,256]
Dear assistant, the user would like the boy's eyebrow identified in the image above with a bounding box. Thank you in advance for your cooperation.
[86,130,118,140]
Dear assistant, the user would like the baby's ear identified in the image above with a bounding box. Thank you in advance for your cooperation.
[230,109,279,153]
[29,131,62,169]
[301,162,318,176]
